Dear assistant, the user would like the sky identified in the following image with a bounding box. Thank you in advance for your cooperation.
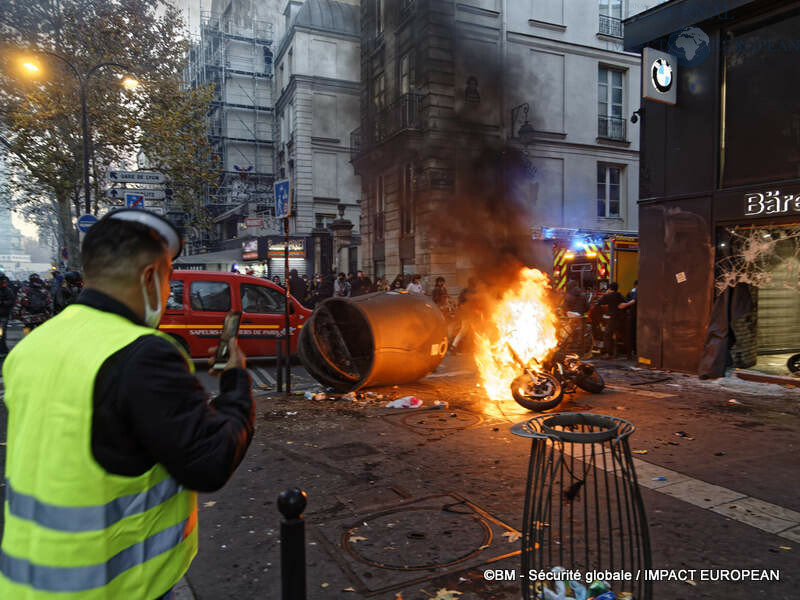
[11,210,37,239]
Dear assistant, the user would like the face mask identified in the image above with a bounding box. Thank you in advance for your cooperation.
[140,268,163,328]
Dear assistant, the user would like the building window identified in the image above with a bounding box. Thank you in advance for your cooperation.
[599,0,623,37]
[399,52,415,95]
[373,72,386,110]
[597,165,622,218]
[373,73,386,141]
[315,213,337,229]
[374,175,385,241]
[400,163,414,236]
[375,0,384,36]
[598,66,625,141]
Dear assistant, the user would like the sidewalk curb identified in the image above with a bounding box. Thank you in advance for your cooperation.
[734,369,800,388]
[174,577,195,600]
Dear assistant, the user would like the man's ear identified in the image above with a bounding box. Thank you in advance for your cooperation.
[140,263,155,287]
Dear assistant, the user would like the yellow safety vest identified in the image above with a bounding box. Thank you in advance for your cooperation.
[0,303,198,599]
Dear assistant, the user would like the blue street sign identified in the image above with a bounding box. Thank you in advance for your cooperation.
[125,193,145,208]
[77,214,98,233]
[274,179,291,219]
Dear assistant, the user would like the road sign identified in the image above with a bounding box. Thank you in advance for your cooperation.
[108,170,166,184]
[126,193,145,209]
[274,179,291,219]
[77,214,98,233]
[106,187,166,200]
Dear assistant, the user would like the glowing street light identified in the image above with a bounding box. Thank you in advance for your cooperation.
[17,53,139,213]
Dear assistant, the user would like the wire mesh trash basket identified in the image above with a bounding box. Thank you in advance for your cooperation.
[511,413,652,600]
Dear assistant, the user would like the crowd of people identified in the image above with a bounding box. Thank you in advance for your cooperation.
[235,268,441,310]
[0,270,85,357]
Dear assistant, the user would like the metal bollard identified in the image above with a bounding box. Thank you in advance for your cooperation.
[278,487,307,600]
[275,336,284,392]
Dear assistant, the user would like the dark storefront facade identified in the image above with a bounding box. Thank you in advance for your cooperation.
[625,0,800,373]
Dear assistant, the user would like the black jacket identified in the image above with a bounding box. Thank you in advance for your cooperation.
[598,290,627,323]
[288,275,307,304]
[79,290,254,492]
[0,283,13,317]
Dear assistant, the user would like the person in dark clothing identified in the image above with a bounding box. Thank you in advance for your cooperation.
[0,274,14,355]
[598,281,627,358]
[315,272,336,303]
[432,277,450,309]
[12,273,53,331]
[53,270,83,314]
[288,269,307,305]
[563,279,589,314]
[351,270,372,296]
[390,274,405,291]
[621,280,638,359]
[0,210,254,599]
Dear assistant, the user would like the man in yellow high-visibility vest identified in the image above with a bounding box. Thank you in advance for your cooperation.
[1,209,255,600]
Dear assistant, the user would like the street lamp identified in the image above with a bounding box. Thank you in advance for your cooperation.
[20,53,139,214]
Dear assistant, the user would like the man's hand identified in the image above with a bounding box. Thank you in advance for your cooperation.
[208,339,246,375]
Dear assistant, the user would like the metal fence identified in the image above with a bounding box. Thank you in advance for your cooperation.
[599,14,623,38]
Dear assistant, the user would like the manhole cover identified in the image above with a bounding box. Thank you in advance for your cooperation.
[323,442,380,461]
[343,507,491,570]
[315,493,520,596]
[383,409,482,436]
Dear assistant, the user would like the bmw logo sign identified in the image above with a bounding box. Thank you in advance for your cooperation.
[652,58,673,93]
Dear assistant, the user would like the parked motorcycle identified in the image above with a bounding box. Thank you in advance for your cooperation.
[787,353,800,373]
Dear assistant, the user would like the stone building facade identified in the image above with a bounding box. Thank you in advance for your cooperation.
[274,0,362,277]
[351,0,642,292]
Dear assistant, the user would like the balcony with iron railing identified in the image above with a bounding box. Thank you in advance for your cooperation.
[599,14,623,38]
[350,93,424,160]
[598,115,627,142]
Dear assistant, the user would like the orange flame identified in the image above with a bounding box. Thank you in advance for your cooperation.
[473,268,559,403]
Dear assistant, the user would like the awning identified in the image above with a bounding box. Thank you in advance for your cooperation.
[212,203,246,223]
[174,248,242,265]
[623,0,754,51]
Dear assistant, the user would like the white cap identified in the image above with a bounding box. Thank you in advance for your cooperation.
[106,209,183,259]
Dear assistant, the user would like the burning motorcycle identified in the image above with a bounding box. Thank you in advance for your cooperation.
[508,344,564,411]
[508,320,605,412]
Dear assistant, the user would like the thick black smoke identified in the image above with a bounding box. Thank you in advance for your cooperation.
[427,17,540,292]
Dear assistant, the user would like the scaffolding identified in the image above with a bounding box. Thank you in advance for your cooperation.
[186,8,276,251]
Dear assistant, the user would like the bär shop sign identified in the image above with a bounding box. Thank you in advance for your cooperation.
[744,190,800,216]
[714,184,800,222]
